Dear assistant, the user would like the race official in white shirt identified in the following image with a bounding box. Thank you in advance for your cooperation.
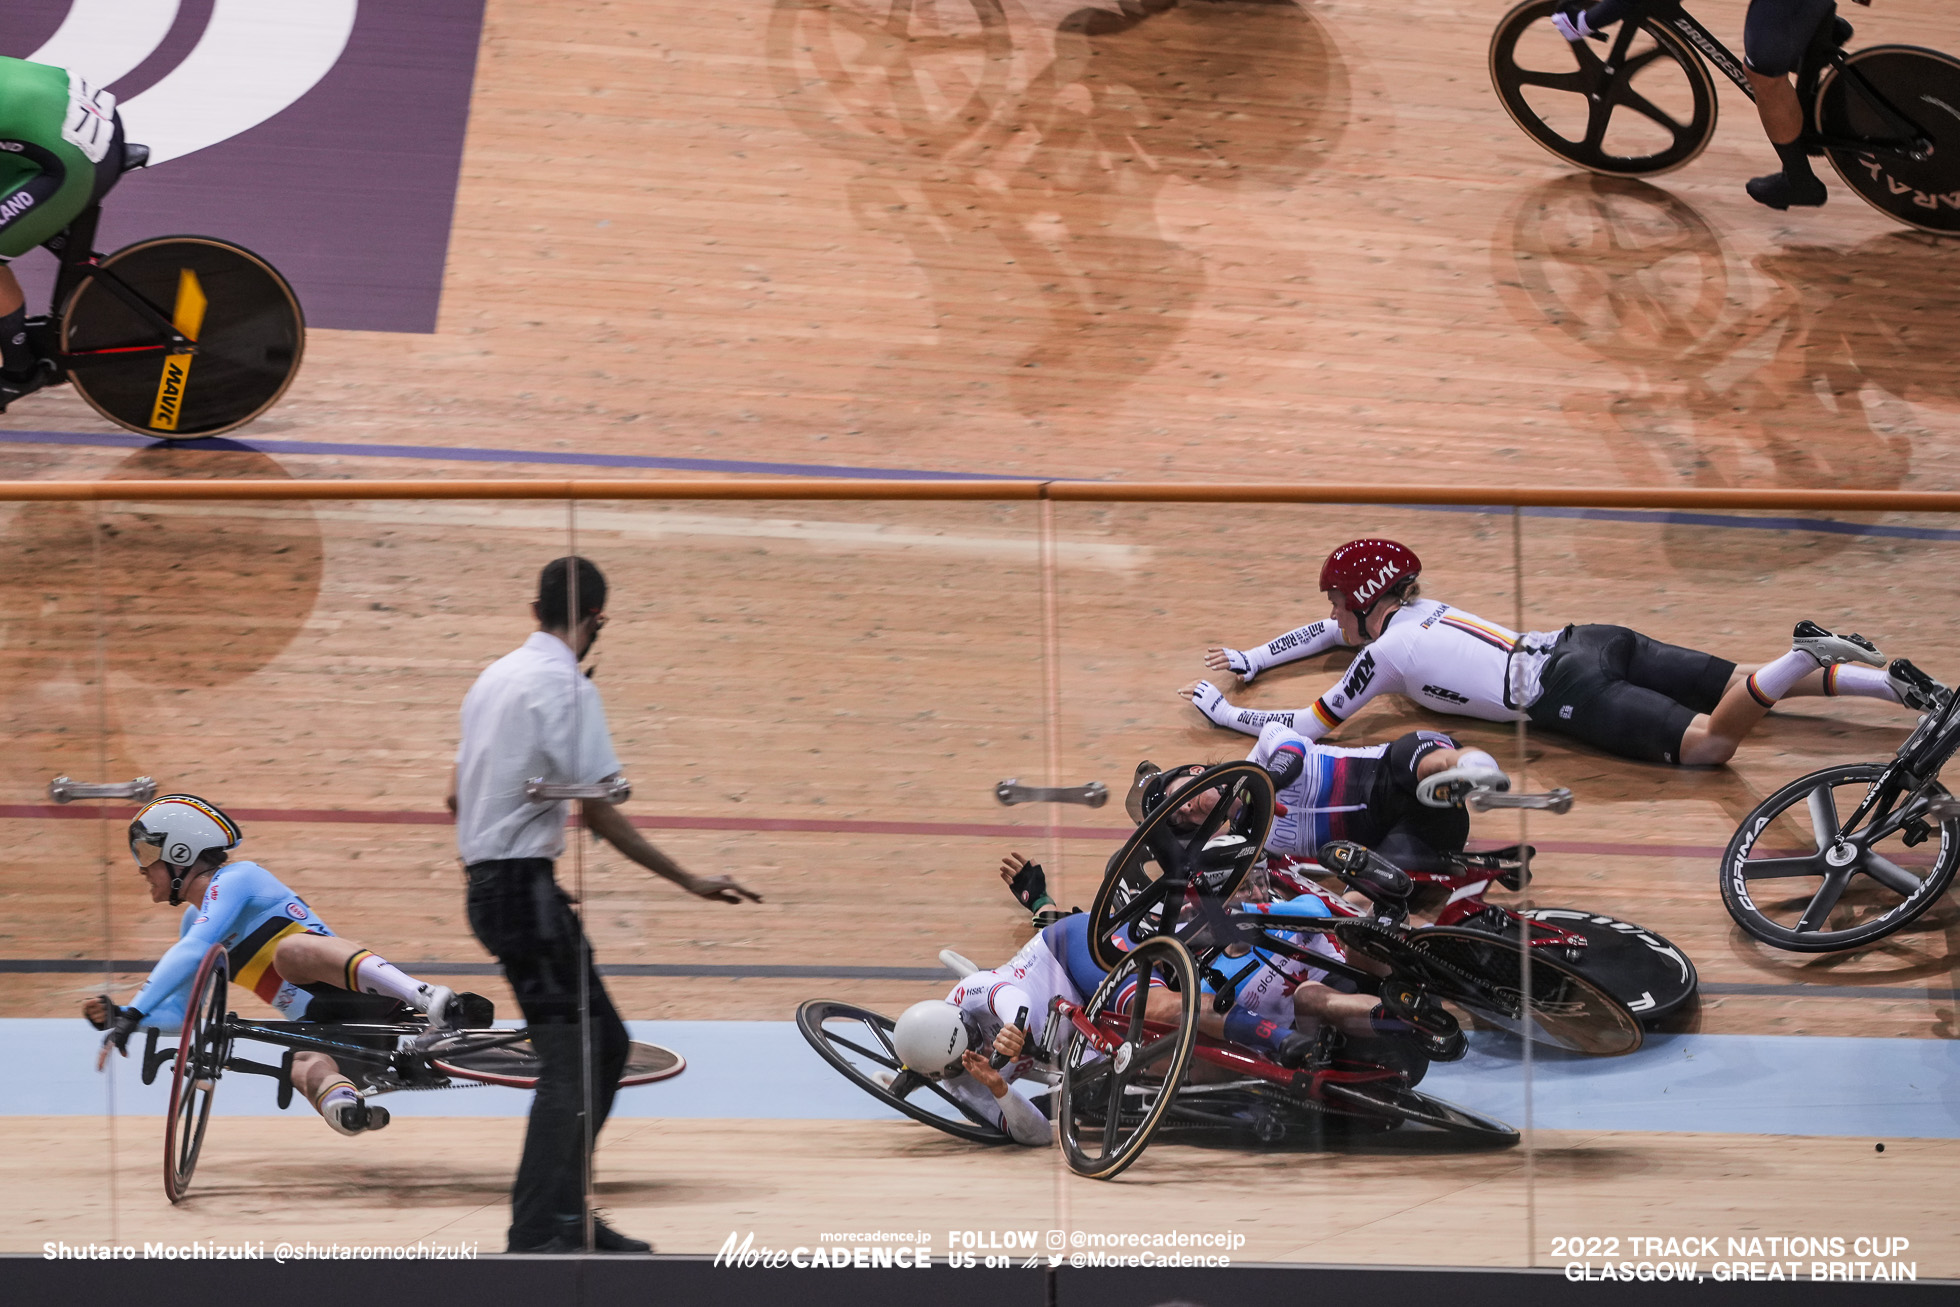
[450,556,758,1254]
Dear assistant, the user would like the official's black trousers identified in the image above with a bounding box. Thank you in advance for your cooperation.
[464,857,630,1246]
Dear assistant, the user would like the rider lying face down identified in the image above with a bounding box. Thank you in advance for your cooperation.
[87,794,463,1137]
[1185,537,1947,768]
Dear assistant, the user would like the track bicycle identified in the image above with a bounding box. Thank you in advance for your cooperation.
[1721,688,1960,951]
[8,143,305,437]
[143,943,684,1203]
[1489,0,1960,233]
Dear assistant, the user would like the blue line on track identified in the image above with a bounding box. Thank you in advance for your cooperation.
[11,1019,1960,1137]
[8,427,1960,543]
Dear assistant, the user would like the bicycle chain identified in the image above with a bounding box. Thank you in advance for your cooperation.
[1333,919,1495,1008]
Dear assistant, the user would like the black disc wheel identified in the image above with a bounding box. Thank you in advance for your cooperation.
[60,236,304,438]
[1721,763,1960,952]
[1489,0,1719,177]
[433,1036,685,1088]
[795,1000,1013,1144]
[1318,1077,1520,1146]
[163,943,230,1204]
[1057,936,1200,1180]
[1816,46,1960,236]
[1088,761,1277,971]
[1368,922,1644,1056]
[1512,908,1699,1022]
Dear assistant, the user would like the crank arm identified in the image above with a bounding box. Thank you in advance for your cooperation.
[994,778,1108,808]
[1467,787,1573,814]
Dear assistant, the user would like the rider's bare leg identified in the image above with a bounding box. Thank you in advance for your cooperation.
[272,933,449,1014]
[1746,67,1825,206]
[1293,982,1392,1036]
[1750,69,1804,144]
[0,267,21,316]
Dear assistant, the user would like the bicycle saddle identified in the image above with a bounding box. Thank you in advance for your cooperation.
[1317,841,1413,903]
[121,142,150,172]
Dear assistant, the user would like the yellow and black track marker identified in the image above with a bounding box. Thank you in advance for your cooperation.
[147,268,207,432]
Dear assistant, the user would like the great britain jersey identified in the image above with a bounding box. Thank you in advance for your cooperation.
[127,861,335,1029]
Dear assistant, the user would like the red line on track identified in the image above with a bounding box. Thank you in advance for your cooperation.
[0,802,1746,858]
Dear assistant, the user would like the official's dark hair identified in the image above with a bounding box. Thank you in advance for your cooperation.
[536,556,608,629]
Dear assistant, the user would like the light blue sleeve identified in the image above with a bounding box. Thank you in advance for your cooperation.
[124,866,279,1027]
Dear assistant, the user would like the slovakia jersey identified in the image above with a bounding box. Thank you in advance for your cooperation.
[128,862,335,1029]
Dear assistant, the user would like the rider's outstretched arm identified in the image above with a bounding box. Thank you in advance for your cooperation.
[1206,619,1346,685]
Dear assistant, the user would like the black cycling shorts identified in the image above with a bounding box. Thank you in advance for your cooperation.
[1744,0,1837,77]
[1345,730,1469,872]
[1527,624,1736,765]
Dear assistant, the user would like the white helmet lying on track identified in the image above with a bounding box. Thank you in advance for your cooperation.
[892,1000,976,1081]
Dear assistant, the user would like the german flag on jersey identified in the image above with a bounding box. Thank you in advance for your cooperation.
[228,916,313,1003]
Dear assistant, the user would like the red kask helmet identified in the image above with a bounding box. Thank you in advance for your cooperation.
[1320,539,1421,616]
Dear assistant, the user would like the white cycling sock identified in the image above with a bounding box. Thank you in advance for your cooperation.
[350,952,435,1010]
[1747,649,1817,704]
[1822,664,1900,703]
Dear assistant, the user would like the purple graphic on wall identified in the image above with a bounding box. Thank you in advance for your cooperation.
[4,0,485,333]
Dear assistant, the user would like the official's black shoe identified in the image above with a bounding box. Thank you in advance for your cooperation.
[1746,170,1827,210]
[509,1215,653,1254]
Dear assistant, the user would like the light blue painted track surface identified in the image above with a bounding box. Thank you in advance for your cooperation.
[9,1019,1958,1137]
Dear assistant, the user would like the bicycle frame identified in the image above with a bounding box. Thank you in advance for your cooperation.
[37,204,196,372]
[1820,688,1960,850]
[1608,0,1934,160]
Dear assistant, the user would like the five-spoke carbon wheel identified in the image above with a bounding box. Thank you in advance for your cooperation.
[1489,0,1718,177]
[796,999,1013,1143]
[163,943,230,1204]
[1057,936,1200,1180]
[1722,764,1960,952]
[1088,761,1277,971]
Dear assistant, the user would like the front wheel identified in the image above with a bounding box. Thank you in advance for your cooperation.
[60,236,305,437]
[1721,763,1959,952]
[163,943,230,1204]
[1057,936,1200,1180]
[1816,45,1960,235]
[1489,0,1719,177]
[794,1000,1012,1144]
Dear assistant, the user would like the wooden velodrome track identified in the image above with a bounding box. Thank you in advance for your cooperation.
[3,0,1959,1271]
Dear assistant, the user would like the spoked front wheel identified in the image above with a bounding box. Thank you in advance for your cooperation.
[1722,763,1959,952]
[163,943,231,1204]
[1057,936,1200,1180]
[1489,0,1718,176]
[1087,761,1277,971]
[1816,45,1960,236]
[60,236,305,438]
[795,1000,1013,1144]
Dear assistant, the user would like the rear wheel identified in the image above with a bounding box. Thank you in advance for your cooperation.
[163,944,230,1204]
[433,1036,685,1089]
[795,1000,1012,1144]
[1513,909,1698,1022]
[1057,936,1200,1180]
[1817,46,1960,235]
[1408,924,1643,1056]
[60,236,304,437]
[1489,0,1718,176]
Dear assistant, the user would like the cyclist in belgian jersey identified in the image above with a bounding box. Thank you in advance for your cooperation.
[1553,0,1847,209]
[1183,538,1949,767]
[87,795,460,1137]
[0,56,128,406]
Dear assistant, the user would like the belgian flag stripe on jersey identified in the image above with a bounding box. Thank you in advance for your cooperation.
[229,917,310,1003]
